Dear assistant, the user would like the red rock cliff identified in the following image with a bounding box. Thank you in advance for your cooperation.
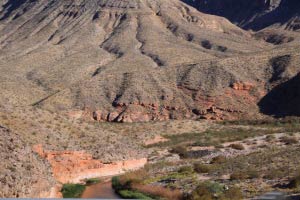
[33,144,147,184]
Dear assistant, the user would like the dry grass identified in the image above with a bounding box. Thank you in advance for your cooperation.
[187,182,243,200]
[132,183,183,200]
[230,171,248,180]
[153,127,278,149]
[280,136,298,145]
[119,169,149,185]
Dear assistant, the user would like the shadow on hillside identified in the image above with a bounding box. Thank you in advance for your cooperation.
[246,0,300,30]
[289,194,300,200]
[258,74,300,117]
[183,0,300,31]
[0,0,28,20]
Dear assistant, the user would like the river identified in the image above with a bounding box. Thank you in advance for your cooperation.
[81,180,121,199]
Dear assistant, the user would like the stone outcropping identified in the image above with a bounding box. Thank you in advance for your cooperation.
[231,82,254,91]
[67,81,259,122]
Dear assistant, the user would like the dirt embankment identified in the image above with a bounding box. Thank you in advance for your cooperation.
[33,144,147,196]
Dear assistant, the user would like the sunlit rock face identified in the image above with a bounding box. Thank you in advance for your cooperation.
[33,144,147,184]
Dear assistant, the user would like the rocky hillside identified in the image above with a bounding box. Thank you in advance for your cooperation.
[183,0,300,31]
[0,0,300,123]
[0,126,56,198]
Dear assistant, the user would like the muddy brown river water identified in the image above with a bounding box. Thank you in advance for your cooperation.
[81,181,121,199]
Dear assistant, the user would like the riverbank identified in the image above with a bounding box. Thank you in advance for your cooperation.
[60,177,121,199]
[32,145,147,198]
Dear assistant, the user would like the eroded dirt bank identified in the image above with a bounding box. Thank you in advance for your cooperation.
[33,144,147,197]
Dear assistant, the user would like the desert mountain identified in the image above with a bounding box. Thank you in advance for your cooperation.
[183,0,300,31]
[0,0,300,122]
[2,0,300,199]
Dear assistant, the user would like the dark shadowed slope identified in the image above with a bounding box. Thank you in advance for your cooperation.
[259,73,300,117]
[183,0,300,31]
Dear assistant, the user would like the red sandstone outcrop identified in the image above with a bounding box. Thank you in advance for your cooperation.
[67,82,261,123]
[33,145,147,184]
[68,100,247,122]
[116,105,154,123]
[231,82,254,91]
[68,103,174,123]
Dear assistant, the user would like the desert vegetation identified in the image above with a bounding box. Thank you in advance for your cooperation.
[150,127,278,149]
[112,169,183,200]
[61,184,86,198]
[187,182,243,200]
[138,119,300,199]
[2,104,300,198]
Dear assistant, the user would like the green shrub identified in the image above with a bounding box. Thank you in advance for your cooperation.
[112,176,125,191]
[118,190,152,199]
[112,175,154,199]
[61,184,86,198]
[85,178,100,185]
[205,182,224,195]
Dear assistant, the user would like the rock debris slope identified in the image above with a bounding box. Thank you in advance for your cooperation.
[0,0,300,122]
[0,126,56,198]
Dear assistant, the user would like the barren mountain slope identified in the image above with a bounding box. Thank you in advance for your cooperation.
[1,0,300,122]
